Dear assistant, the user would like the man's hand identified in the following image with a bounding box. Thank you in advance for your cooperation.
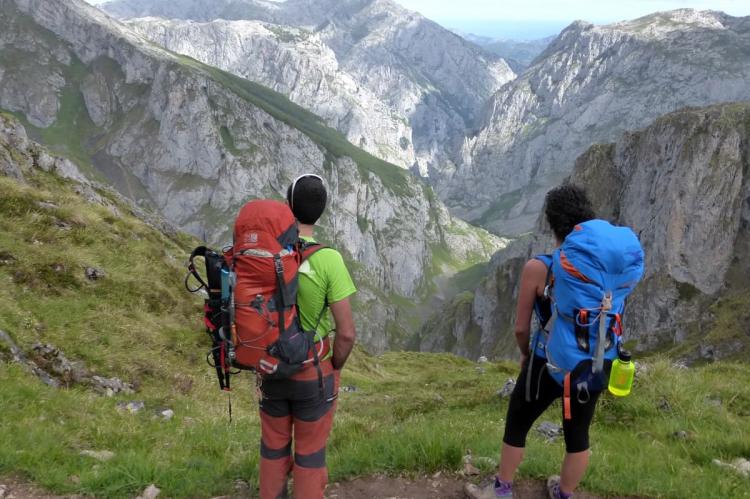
[260,358,302,379]
[330,298,356,370]
[520,351,529,369]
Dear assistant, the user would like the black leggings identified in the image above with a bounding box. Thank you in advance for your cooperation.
[503,356,601,453]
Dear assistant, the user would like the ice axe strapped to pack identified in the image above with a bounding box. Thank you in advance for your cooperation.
[185,246,235,391]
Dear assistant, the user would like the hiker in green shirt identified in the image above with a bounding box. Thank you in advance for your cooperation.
[258,173,357,499]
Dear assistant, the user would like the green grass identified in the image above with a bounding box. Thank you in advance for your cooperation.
[448,262,489,293]
[476,188,524,227]
[1,166,749,498]
[219,126,243,156]
[4,342,750,498]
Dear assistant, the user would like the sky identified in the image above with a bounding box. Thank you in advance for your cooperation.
[84,0,750,40]
[394,0,750,39]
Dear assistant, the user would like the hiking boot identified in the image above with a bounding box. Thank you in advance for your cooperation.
[464,477,512,498]
[547,475,573,499]
[464,483,494,499]
[493,476,513,497]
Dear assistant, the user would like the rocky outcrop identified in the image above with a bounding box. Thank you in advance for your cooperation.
[446,9,750,236]
[0,329,134,395]
[0,0,504,352]
[420,103,750,362]
[103,0,516,179]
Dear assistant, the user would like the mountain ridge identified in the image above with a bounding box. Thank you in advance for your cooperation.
[421,101,750,362]
[101,0,516,179]
[0,0,505,353]
[443,8,750,236]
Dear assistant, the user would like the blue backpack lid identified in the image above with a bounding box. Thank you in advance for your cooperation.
[552,220,644,314]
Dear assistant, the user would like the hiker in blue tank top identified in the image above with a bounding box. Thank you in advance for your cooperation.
[474,185,602,499]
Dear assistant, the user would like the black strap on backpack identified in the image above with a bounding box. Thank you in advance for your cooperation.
[526,257,554,402]
[297,241,330,400]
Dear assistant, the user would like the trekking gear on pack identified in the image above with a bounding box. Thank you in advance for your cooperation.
[608,349,635,397]
[185,246,235,392]
[185,200,330,396]
[531,220,644,417]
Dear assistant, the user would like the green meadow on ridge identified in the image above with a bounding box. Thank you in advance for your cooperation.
[0,146,749,498]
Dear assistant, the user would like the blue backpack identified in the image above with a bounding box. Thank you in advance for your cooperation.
[544,220,644,418]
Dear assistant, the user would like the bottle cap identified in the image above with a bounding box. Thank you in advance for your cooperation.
[618,349,632,362]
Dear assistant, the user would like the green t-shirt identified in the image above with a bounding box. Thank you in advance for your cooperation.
[297,236,356,343]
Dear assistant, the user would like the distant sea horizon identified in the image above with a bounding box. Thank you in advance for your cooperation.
[441,19,570,40]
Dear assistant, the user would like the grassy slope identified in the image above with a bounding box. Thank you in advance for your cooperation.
[0,165,747,498]
[1,15,747,499]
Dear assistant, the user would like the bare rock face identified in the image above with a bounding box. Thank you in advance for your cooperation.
[0,113,30,180]
[125,17,418,170]
[445,10,750,236]
[420,103,750,361]
[103,0,516,179]
[0,0,504,352]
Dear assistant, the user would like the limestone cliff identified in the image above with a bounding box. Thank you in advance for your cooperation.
[0,0,504,352]
[446,10,750,236]
[421,103,750,363]
[103,0,516,178]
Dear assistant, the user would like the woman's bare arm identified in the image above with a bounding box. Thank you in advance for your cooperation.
[514,259,548,365]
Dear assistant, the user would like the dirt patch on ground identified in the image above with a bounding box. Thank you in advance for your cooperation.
[327,473,466,499]
[1,474,647,498]
[325,474,579,499]
[327,474,648,499]
[0,476,85,499]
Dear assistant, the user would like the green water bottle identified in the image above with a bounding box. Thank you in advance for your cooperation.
[608,349,635,397]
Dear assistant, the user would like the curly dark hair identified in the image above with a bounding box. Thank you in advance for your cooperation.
[544,184,596,241]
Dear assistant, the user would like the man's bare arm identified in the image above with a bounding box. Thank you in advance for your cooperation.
[330,297,356,370]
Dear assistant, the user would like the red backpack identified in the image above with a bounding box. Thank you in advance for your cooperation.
[229,199,326,375]
[186,200,327,391]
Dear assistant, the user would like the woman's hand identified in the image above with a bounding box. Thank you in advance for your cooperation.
[520,351,529,369]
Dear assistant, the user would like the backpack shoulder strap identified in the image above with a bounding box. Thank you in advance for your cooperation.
[533,254,553,286]
[298,241,328,262]
[295,241,331,331]
[532,254,554,322]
